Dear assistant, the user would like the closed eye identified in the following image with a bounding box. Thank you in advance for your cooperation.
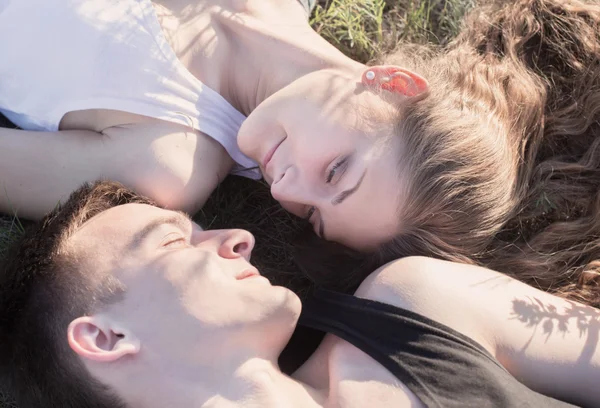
[305,206,316,221]
[161,233,187,249]
[304,206,324,238]
[326,156,350,184]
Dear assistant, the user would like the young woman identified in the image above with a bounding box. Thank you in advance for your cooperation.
[1,0,599,306]
[0,0,317,219]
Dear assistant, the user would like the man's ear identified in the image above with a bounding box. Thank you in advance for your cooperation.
[68,316,140,363]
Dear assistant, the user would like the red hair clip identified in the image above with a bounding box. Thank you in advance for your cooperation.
[362,67,420,97]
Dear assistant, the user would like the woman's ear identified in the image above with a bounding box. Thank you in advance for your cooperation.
[362,65,429,98]
[68,316,140,363]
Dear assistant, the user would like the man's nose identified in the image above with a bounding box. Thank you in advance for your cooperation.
[216,229,255,261]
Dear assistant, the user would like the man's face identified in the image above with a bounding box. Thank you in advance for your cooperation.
[69,203,301,369]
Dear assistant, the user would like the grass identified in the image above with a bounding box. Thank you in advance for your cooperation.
[311,0,476,62]
[0,0,473,405]
[311,0,386,61]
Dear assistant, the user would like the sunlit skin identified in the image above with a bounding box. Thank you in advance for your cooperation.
[68,204,300,358]
[61,203,600,408]
[65,203,420,407]
[1,0,428,250]
[238,69,422,250]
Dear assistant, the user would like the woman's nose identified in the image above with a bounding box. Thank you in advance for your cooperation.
[271,169,308,207]
[271,171,321,218]
[216,229,255,261]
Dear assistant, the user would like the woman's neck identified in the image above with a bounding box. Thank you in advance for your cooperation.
[220,13,364,115]
[154,0,365,116]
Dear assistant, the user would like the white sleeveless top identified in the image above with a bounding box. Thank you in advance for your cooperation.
[0,0,260,179]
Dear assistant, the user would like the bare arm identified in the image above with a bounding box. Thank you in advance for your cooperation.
[0,123,232,219]
[357,257,600,407]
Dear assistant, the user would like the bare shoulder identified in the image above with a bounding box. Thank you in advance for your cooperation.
[351,257,600,406]
[326,336,425,408]
[354,257,510,354]
[356,256,513,299]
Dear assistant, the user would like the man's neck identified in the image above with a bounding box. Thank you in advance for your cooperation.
[223,357,326,408]
[129,356,326,408]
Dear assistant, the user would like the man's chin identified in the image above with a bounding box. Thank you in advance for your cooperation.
[265,285,302,317]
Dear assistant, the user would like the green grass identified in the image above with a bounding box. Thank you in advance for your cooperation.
[311,0,386,62]
[0,1,472,405]
[312,0,476,63]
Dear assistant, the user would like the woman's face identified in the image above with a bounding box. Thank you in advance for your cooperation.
[238,69,407,250]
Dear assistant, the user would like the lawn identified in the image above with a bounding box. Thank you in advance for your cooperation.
[0,0,474,405]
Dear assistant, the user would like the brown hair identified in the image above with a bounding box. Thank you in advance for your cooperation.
[0,181,155,408]
[299,0,600,307]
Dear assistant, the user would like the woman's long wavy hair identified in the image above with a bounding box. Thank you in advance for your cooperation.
[296,0,600,307]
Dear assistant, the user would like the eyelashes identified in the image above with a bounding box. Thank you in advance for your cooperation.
[164,238,186,247]
[326,156,349,184]
[304,155,352,233]
[161,233,187,248]
[304,206,322,238]
[305,206,316,221]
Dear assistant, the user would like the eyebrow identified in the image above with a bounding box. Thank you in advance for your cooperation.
[318,169,368,239]
[332,169,367,206]
[127,211,192,250]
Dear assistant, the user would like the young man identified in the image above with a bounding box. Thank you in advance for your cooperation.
[0,181,597,407]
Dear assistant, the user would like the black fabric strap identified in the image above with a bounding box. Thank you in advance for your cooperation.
[299,288,578,408]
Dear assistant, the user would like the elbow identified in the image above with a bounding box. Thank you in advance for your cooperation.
[146,178,212,215]
[118,170,218,215]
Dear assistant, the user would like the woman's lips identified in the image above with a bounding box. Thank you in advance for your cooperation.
[262,138,285,170]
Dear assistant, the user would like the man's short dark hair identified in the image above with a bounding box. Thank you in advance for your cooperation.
[0,181,156,408]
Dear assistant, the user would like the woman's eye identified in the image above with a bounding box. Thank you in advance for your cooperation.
[326,156,349,184]
[305,206,316,221]
[304,206,321,236]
